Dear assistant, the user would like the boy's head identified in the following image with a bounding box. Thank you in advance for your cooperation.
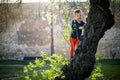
[74,9,82,22]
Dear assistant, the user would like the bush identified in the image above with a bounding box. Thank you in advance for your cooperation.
[24,51,104,80]
[24,51,69,80]
[88,64,104,80]
[96,53,105,61]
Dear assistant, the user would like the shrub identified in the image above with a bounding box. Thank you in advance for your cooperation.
[88,64,104,80]
[24,51,69,80]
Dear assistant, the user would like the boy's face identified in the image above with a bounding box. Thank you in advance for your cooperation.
[74,12,82,22]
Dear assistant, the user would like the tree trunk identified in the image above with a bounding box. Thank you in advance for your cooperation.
[56,0,114,80]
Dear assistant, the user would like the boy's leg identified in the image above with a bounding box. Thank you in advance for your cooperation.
[75,39,80,50]
[69,38,76,58]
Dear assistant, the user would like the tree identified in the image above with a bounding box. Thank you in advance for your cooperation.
[56,0,114,80]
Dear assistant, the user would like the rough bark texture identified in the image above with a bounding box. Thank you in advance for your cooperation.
[56,0,114,80]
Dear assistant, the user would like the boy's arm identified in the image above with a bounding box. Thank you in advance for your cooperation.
[79,26,84,29]
[71,20,75,29]
[79,21,85,30]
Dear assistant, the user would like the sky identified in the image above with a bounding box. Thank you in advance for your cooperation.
[1,0,88,3]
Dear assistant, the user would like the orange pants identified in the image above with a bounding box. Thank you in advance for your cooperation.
[69,37,80,58]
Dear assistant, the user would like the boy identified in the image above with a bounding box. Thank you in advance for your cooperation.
[69,9,85,59]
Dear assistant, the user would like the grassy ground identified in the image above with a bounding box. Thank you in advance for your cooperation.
[0,66,24,80]
[98,59,120,80]
[0,59,120,80]
[0,60,27,80]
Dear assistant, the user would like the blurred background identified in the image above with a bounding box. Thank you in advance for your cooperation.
[0,0,120,60]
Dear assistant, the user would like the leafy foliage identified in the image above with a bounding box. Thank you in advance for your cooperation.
[87,53,104,80]
[24,51,69,80]
[88,64,104,80]
[96,53,105,61]
[23,51,105,80]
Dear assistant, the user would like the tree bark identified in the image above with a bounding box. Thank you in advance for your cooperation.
[56,0,114,80]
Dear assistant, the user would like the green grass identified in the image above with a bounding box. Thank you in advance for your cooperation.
[97,59,120,80]
[0,66,24,80]
[0,60,28,65]
[0,60,28,80]
[0,59,120,80]
[101,65,120,80]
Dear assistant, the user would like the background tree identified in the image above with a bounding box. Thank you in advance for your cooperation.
[56,0,114,80]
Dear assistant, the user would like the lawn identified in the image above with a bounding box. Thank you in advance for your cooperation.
[0,60,27,80]
[0,59,120,80]
[99,59,120,80]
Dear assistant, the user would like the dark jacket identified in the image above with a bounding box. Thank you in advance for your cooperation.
[70,20,85,39]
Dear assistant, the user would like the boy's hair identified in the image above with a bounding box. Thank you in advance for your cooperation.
[74,9,81,14]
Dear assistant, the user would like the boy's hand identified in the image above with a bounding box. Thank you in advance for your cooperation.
[79,26,84,29]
